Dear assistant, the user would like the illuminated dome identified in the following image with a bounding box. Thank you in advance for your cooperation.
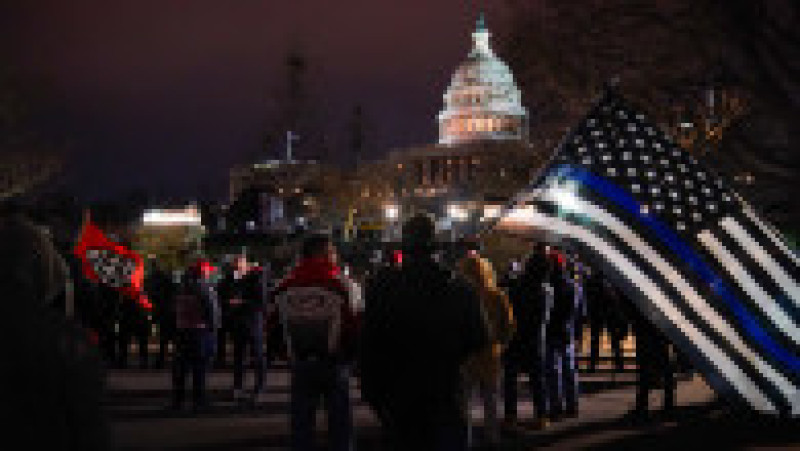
[437,14,528,146]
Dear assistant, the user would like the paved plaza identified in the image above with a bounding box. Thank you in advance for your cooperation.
[105,365,798,450]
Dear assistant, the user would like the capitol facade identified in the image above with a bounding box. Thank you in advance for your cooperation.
[363,14,547,239]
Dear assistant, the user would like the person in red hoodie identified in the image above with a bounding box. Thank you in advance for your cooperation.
[272,233,357,451]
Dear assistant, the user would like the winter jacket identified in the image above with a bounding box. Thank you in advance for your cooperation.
[174,276,220,332]
[461,287,515,385]
[359,254,488,427]
[218,269,265,332]
[272,256,357,363]
[0,211,110,450]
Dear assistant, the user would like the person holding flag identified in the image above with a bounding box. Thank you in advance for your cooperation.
[487,83,800,417]
[73,211,153,367]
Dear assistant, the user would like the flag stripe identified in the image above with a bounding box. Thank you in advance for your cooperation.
[721,217,800,305]
[732,211,800,285]
[550,164,800,374]
[697,231,800,350]
[507,203,778,413]
[740,202,800,267]
[532,196,796,411]
[710,225,800,339]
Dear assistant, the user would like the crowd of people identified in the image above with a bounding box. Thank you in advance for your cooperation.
[3,206,683,450]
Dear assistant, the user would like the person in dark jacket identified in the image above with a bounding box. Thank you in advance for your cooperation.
[95,282,122,366]
[214,261,233,368]
[145,258,176,369]
[117,286,151,369]
[273,233,358,451]
[604,278,630,373]
[627,292,676,420]
[544,250,582,419]
[0,206,110,450]
[503,242,552,431]
[218,254,267,402]
[583,266,607,372]
[360,215,488,450]
[171,259,220,410]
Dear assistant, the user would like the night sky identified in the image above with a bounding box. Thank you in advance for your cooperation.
[2,1,508,202]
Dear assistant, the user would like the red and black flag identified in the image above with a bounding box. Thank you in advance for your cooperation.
[73,214,152,310]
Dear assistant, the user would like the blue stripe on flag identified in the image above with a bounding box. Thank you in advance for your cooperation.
[549,164,800,373]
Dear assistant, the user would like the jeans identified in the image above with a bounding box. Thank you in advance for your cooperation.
[290,360,354,451]
[545,334,578,415]
[232,315,265,393]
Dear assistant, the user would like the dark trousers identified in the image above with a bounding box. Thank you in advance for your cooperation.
[503,350,548,419]
[232,319,265,393]
[545,335,578,415]
[156,326,175,368]
[290,360,354,451]
[215,326,229,367]
[172,329,210,406]
[98,327,117,364]
[634,327,675,411]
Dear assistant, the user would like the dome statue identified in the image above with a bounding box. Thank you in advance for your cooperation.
[437,13,528,146]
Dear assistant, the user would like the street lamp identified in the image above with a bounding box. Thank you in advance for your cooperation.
[446,203,469,242]
[383,204,400,242]
[384,204,399,221]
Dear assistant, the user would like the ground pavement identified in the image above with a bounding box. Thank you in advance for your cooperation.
[105,364,799,450]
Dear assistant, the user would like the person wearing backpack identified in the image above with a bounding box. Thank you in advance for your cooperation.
[171,259,220,411]
[273,233,357,451]
[457,252,515,446]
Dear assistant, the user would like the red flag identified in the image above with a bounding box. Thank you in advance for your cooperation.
[73,216,146,303]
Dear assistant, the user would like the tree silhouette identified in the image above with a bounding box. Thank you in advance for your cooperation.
[496,0,800,231]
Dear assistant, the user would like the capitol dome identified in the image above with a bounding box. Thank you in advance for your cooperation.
[437,14,528,146]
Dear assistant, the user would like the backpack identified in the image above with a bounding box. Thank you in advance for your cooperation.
[276,286,347,360]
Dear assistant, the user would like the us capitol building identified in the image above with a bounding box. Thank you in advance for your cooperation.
[225,15,549,241]
[352,14,548,238]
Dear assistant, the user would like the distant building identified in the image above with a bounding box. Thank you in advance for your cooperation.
[359,14,547,240]
[437,13,528,146]
[224,14,549,243]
